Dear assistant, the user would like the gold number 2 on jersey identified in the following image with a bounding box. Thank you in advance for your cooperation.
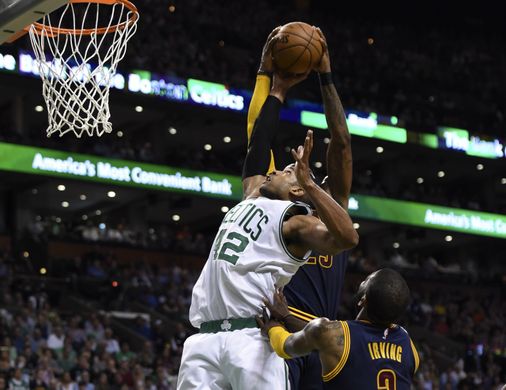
[377,369,396,390]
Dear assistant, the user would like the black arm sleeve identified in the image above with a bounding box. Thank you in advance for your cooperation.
[242,95,282,179]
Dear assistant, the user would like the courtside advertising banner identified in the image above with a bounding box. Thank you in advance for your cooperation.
[0,142,504,239]
[0,142,242,200]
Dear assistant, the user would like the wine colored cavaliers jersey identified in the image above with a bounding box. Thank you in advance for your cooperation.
[323,320,420,390]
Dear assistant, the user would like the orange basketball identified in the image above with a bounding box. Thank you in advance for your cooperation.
[272,22,323,74]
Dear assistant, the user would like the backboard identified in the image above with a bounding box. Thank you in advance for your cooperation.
[0,0,67,44]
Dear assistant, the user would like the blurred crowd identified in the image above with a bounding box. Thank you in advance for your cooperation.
[348,248,505,285]
[0,247,198,390]
[124,0,505,137]
[26,216,211,256]
[0,239,504,389]
[1,1,504,214]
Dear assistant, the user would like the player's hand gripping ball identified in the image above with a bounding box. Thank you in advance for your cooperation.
[272,22,324,75]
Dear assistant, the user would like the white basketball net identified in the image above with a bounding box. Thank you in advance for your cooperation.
[28,1,138,137]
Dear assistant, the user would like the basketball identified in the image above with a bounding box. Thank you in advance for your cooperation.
[272,22,323,74]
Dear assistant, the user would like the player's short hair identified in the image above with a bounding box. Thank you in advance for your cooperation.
[366,268,410,325]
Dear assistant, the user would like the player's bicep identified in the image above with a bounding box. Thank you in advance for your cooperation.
[283,215,343,256]
[284,318,330,357]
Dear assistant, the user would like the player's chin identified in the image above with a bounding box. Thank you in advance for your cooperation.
[259,183,275,199]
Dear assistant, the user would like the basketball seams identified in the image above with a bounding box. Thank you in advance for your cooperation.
[305,42,312,74]
[273,22,323,74]
[276,30,322,59]
[298,22,313,39]
[276,44,309,74]
[304,27,314,74]
[298,22,322,57]
[304,26,323,63]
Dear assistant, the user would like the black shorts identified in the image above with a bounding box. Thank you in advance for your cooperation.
[287,350,323,390]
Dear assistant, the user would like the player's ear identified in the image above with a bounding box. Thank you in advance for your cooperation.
[288,185,304,200]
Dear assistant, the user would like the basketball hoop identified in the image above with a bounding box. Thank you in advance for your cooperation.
[27,0,139,137]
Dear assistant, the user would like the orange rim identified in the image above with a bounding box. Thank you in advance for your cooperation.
[27,0,138,37]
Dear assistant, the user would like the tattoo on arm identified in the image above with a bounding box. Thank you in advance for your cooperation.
[321,83,353,208]
[321,84,349,143]
[335,333,344,347]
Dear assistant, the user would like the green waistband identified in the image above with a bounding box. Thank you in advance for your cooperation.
[199,317,258,333]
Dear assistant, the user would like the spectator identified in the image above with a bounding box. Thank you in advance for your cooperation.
[115,343,135,363]
[59,372,77,390]
[46,328,65,351]
[78,371,94,390]
[103,330,120,355]
[8,368,29,390]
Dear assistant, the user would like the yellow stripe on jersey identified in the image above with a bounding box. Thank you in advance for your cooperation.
[410,338,420,373]
[246,74,275,173]
[287,306,318,322]
[323,321,351,382]
[288,311,313,322]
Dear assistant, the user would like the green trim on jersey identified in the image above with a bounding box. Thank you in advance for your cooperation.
[199,317,258,333]
[278,203,312,263]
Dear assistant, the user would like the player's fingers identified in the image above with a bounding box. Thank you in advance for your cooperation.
[268,26,281,40]
[292,145,303,159]
[316,27,326,41]
[298,145,305,160]
[255,315,264,329]
[274,290,282,303]
[263,297,273,310]
[290,148,300,162]
[302,134,312,157]
[318,37,328,52]
[266,36,278,51]
[306,130,313,149]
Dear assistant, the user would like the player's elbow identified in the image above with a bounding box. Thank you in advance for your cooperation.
[326,229,359,253]
[343,228,359,249]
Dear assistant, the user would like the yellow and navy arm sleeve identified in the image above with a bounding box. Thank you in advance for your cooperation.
[246,74,276,174]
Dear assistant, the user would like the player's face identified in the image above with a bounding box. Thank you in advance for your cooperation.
[259,165,299,200]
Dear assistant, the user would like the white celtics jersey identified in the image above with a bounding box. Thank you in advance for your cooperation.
[189,196,312,327]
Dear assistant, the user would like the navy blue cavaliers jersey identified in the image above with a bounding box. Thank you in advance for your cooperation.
[284,250,349,321]
[284,251,349,390]
[323,320,420,390]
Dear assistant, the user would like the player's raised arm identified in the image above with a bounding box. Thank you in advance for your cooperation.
[246,28,279,171]
[282,131,358,256]
[242,71,309,199]
[315,28,352,210]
